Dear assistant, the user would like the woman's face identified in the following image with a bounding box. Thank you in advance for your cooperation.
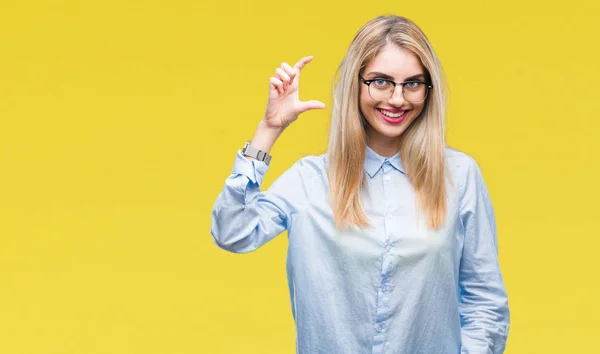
[359,43,427,152]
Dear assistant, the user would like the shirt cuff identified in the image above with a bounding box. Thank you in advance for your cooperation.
[231,150,269,185]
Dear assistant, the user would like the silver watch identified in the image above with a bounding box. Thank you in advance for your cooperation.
[241,141,272,165]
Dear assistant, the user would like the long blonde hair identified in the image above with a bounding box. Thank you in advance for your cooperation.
[328,15,449,230]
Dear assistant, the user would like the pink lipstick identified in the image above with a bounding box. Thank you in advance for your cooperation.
[377,109,409,125]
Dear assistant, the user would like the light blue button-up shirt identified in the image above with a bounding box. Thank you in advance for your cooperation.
[211,146,509,354]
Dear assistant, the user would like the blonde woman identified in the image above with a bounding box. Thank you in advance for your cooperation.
[211,15,509,354]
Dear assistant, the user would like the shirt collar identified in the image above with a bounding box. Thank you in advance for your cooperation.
[364,145,405,178]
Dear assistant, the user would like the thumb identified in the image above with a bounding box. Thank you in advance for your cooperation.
[298,100,326,114]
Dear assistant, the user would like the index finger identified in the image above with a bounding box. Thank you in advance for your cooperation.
[293,56,314,71]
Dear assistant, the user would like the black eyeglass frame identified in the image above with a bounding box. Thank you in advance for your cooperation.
[359,76,433,103]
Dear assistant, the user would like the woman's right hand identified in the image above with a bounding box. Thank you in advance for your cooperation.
[262,56,326,130]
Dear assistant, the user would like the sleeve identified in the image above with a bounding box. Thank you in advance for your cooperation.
[210,150,305,254]
[458,156,510,354]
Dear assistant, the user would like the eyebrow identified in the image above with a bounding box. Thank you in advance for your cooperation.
[366,72,426,81]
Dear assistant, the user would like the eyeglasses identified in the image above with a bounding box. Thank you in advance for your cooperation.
[359,76,433,103]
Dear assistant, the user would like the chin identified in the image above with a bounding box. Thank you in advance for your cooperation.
[381,126,408,139]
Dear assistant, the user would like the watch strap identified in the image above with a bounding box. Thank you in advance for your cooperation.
[242,141,272,165]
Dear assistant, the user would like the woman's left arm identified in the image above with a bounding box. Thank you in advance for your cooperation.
[458,156,510,354]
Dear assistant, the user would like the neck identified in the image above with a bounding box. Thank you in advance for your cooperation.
[366,130,401,158]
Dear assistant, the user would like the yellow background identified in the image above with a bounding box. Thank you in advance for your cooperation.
[1,0,599,353]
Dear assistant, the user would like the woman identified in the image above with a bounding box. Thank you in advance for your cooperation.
[211,15,509,354]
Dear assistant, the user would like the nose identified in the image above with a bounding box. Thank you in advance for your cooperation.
[387,85,406,106]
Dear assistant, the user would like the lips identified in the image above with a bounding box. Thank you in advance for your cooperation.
[377,108,410,124]
[378,109,405,118]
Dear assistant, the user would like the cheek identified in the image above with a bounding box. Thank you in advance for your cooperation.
[411,102,425,118]
[359,87,373,107]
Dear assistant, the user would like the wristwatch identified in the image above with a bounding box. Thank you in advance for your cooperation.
[241,141,272,165]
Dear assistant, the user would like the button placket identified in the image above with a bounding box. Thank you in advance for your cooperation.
[383,161,392,182]
[372,160,394,350]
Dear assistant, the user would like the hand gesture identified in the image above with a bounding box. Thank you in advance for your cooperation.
[262,56,326,129]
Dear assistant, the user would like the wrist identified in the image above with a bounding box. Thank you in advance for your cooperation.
[250,120,284,153]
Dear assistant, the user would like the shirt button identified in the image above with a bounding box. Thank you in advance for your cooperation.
[382,284,389,292]
[385,244,392,252]
[384,175,391,181]
[376,324,385,332]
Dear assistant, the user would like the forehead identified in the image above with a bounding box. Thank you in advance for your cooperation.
[363,43,423,79]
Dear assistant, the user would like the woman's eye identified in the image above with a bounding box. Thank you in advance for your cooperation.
[404,81,419,88]
[374,79,388,87]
